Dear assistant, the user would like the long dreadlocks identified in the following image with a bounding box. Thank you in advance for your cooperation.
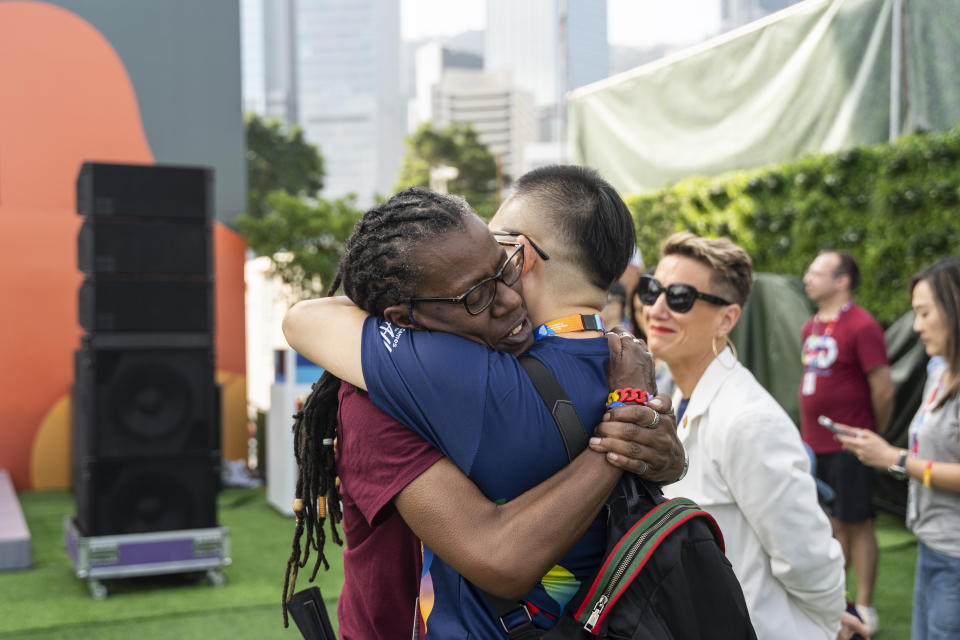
[281,187,473,626]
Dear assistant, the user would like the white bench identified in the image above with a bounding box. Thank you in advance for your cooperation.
[0,469,31,570]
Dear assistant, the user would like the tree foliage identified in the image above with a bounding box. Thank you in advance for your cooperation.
[238,114,360,298]
[237,191,360,299]
[627,125,960,326]
[245,114,325,219]
[395,122,500,218]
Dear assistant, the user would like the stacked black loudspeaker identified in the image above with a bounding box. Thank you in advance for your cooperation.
[73,162,220,537]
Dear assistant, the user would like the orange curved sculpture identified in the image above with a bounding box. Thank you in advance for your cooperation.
[0,1,246,490]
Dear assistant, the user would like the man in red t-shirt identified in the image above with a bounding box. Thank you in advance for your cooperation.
[799,250,894,633]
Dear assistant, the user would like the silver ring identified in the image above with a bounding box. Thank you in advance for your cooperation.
[645,350,653,359]
[648,411,660,428]
[637,460,649,475]
[632,338,642,344]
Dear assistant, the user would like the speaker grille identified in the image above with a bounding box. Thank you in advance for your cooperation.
[74,455,220,536]
[79,279,213,333]
[73,346,218,459]
[78,219,211,276]
[77,163,212,219]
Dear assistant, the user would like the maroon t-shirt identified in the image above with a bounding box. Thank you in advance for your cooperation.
[799,303,889,453]
[335,382,444,639]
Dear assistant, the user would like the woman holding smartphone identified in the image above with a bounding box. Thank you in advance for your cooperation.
[837,257,960,640]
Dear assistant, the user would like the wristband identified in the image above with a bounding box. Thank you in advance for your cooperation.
[607,388,651,408]
[923,461,934,488]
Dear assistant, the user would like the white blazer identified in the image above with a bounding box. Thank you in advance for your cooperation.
[663,349,845,640]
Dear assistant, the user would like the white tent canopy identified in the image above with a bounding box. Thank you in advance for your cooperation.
[569,0,960,196]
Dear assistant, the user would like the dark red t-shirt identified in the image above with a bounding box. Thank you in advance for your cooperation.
[799,303,889,453]
[335,382,444,639]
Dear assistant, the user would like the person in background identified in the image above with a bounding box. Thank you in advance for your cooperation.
[618,246,644,306]
[800,250,895,634]
[641,231,846,639]
[837,257,960,640]
[600,281,627,331]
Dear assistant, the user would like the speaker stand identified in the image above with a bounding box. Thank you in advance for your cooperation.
[63,517,230,599]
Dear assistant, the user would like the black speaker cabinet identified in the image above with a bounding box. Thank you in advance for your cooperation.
[77,162,212,220]
[78,218,212,276]
[73,454,220,536]
[73,342,219,459]
[79,278,213,333]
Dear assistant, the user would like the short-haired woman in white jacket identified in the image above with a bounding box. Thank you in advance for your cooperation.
[635,232,847,639]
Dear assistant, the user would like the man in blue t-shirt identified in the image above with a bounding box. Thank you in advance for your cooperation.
[285,167,682,636]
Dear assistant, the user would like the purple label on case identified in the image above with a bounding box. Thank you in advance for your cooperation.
[113,539,195,567]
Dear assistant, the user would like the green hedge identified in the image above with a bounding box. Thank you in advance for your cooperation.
[627,125,960,326]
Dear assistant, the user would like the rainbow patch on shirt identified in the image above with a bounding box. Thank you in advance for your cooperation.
[541,564,580,609]
[419,547,435,633]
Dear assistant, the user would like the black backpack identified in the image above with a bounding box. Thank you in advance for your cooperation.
[483,357,756,640]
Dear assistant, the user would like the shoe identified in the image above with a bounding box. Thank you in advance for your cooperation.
[855,604,879,635]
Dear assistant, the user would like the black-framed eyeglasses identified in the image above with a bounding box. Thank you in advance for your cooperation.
[637,274,732,313]
[406,243,524,316]
[491,230,550,261]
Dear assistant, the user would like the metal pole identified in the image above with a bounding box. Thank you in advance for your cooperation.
[558,0,568,162]
[889,0,903,141]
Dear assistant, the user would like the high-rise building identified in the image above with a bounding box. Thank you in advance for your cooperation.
[240,0,405,204]
[240,0,266,115]
[485,0,608,144]
[431,68,536,181]
[411,41,483,130]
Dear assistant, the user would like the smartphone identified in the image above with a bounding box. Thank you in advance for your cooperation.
[818,415,852,436]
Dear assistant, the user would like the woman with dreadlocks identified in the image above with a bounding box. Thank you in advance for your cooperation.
[282,179,683,638]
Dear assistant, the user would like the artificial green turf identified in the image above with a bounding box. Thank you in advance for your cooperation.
[0,488,344,639]
[2,489,919,638]
[845,510,918,638]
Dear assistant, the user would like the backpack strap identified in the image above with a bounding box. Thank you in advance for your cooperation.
[482,356,587,638]
[572,497,724,634]
[518,355,587,461]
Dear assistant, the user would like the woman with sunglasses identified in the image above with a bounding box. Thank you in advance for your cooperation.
[836,257,960,640]
[637,232,846,639]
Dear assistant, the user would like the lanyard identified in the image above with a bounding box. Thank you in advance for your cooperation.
[803,303,850,369]
[910,374,943,456]
[813,302,850,343]
[534,314,605,341]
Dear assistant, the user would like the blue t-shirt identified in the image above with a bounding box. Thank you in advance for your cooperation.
[361,317,610,637]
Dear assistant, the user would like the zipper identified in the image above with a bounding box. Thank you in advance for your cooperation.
[583,502,694,632]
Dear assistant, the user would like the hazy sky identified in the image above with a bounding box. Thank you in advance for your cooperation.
[401,0,721,47]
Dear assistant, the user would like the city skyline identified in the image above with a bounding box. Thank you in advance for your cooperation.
[401,0,722,47]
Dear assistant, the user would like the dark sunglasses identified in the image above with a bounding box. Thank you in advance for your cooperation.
[491,230,550,261]
[406,243,524,316]
[637,274,732,313]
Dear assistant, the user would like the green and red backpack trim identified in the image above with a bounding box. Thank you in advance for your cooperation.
[573,497,724,634]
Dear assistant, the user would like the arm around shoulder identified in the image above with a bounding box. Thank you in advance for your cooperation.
[394,449,621,599]
[282,296,368,389]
